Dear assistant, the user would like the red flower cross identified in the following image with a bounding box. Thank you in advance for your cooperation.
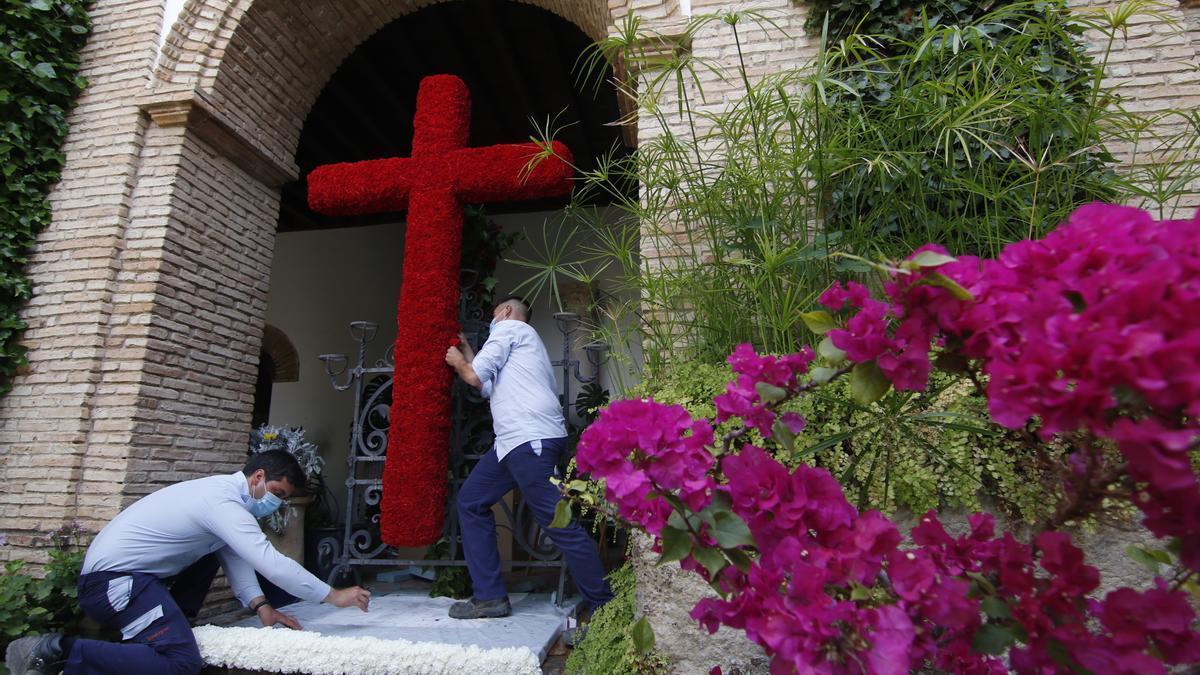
[307,74,573,546]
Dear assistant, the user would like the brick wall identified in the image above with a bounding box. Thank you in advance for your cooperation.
[0,0,163,564]
[1076,0,1200,215]
[115,126,278,503]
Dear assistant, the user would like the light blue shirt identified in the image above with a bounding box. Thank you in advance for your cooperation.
[81,471,332,606]
[470,319,567,461]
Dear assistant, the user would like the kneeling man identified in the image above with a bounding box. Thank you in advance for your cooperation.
[6,449,371,675]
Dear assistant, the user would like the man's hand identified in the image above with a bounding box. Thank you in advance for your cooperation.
[457,332,474,361]
[324,585,371,612]
[445,341,483,389]
[257,604,302,630]
[445,345,466,369]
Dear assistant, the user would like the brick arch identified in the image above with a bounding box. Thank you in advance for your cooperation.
[156,0,614,175]
[261,323,299,383]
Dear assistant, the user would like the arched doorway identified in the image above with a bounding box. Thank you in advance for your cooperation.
[92,0,625,509]
[258,0,632,586]
[0,0,638,572]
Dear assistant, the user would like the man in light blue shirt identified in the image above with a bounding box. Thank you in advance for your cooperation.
[5,450,371,675]
[444,296,613,620]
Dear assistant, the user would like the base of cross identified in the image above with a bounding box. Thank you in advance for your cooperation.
[196,591,576,674]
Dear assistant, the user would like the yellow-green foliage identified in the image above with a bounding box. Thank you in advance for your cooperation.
[630,362,730,420]
[635,363,1055,523]
[565,565,668,674]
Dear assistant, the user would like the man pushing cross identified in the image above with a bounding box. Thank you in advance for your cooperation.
[444,296,614,621]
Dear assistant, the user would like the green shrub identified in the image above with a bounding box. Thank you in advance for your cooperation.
[0,0,91,395]
[636,363,1054,523]
[565,564,668,674]
[517,3,1199,373]
[805,0,1016,46]
[0,523,86,664]
[815,1,1126,259]
[423,538,471,600]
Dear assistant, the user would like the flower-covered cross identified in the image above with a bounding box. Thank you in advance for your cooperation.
[306,75,574,546]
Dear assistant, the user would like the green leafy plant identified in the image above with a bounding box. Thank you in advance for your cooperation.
[565,564,668,674]
[804,0,1014,45]
[635,362,1054,522]
[0,0,90,395]
[514,1,1198,373]
[461,205,520,308]
[816,1,1126,258]
[423,538,471,600]
[1126,539,1200,603]
[0,521,86,666]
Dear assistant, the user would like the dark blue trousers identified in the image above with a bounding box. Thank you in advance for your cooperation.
[457,437,614,608]
[65,554,218,674]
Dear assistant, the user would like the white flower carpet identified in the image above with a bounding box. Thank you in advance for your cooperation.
[194,591,570,675]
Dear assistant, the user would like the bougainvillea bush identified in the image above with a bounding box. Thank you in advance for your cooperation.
[573,203,1200,673]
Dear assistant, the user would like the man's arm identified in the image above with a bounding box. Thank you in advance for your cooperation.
[214,544,265,607]
[205,503,370,615]
[448,325,512,392]
[216,546,302,629]
[456,332,475,362]
[445,345,482,389]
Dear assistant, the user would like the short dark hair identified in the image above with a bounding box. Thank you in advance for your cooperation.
[243,450,306,492]
[496,295,532,322]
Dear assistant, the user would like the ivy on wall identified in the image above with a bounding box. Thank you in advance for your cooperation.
[803,0,1012,45]
[801,0,1116,255]
[0,0,90,394]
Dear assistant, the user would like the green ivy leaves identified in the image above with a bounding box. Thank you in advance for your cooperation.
[0,0,91,394]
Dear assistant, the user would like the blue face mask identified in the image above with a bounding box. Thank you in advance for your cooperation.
[246,479,284,518]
